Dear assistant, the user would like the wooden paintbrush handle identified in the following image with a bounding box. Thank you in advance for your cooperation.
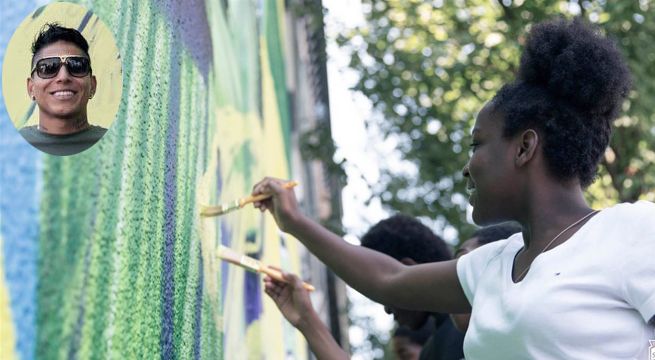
[260,265,315,292]
[239,181,299,207]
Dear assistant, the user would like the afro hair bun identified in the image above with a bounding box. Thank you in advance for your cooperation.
[518,18,631,118]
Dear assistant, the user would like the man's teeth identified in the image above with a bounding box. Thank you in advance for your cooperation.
[53,91,74,97]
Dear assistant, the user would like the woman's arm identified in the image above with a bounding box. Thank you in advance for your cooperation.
[298,313,349,360]
[254,178,471,314]
[264,273,350,360]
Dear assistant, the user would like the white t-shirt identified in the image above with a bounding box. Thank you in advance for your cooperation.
[457,201,655,359]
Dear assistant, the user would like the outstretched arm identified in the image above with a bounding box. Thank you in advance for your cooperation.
[264,273,349,360]
[254,177,471,314]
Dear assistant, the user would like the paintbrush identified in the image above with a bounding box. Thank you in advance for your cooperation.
[217,245,315,292]
[200,181,299,217]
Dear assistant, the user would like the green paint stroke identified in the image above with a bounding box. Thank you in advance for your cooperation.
[173,51,205,359]
[264,0,293,166]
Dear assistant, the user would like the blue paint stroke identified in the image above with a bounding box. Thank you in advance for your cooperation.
[219,221,231,307]
[160,37,182,360]
[0,2,42,360]
[244,272,262,326]
[157,0,212,80]
[244,237,262,326]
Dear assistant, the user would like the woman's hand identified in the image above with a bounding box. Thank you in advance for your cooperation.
[252,177,303,233]
[265,270,351,360]
[263,271,316,329]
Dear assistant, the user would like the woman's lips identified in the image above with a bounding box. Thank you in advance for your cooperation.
[467,187,476,205]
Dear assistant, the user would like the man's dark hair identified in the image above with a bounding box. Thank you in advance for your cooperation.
[492,18,631,188]
[31,23,90,66]
[471,222,522,245]
[360,214,451,263]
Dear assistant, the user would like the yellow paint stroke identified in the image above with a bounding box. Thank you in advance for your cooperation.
[197,81,303,359]
[197,0,308,356]
[196,116,226,336]
[1,2,122,129]
[0,232,18,360]
[258,33,307,360]
[201,34,305,359]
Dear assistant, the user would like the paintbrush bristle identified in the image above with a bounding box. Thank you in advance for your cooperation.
[200,205,226,217]
[217,245,315,292]
[217,245,261,272]
[217,245,240,264]
[200,200,239,217]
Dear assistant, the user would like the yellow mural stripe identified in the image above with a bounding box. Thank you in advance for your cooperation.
[259,32,307,359]
[0,232,18,360]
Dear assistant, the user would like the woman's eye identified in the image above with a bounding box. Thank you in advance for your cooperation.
[468,142,480,157]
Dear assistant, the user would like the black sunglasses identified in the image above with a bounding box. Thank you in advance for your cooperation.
[31,55,92,79]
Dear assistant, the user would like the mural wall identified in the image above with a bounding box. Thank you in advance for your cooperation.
[0,0,307,359]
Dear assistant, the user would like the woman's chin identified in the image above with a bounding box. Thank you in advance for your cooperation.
[471,207,494,226]
[471,209,482,225]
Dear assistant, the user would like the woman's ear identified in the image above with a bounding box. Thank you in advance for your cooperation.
[515,129,539,168]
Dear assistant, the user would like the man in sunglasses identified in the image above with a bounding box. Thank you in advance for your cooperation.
[22,23,106,156]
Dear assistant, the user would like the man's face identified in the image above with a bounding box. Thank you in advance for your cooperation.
[27,40,96,122]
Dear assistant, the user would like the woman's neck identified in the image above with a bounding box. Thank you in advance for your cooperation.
[518,182,593,251]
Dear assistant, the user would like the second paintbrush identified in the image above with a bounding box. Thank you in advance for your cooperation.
[217,245,315,292]
[200,181,298,217]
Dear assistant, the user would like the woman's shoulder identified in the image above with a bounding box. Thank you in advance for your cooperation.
[601,201,655,223]
[593,201,655,248]
[466,233,522,264]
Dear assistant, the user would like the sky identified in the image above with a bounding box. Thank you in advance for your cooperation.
[323,0,390,240]
[322,0,397,356]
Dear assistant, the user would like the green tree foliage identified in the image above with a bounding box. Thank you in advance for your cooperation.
[337,0,655,239]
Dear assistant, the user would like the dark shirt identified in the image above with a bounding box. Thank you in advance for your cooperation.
[419,313,465,360]
[19,125,107,156]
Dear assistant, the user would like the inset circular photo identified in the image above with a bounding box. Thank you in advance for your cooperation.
[1,2,122,156]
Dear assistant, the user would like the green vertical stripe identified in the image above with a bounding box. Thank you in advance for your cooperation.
[264,0,292,167]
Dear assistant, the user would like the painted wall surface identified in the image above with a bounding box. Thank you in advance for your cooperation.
[0,0,306,359]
